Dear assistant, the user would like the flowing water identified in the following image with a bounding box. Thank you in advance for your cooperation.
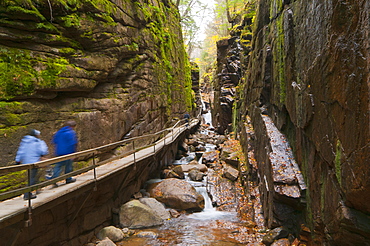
[201,99,213,128]
[117,150,263,244]
[117,175,262,246]
[115,99,264,245]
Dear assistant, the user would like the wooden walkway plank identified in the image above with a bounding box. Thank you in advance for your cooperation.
[0,120,198,230]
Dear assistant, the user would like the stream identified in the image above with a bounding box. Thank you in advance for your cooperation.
[114,103,265,246]
[116,152,263,245]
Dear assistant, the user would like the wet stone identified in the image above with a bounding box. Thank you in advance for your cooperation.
[163,168,184,179]
[262,227,289,245]
[202,150,219,164]
[195,145,206,151]
[169,208,181,218]
[271,238,291,246]
[136,231,158,238]
[139,197,171,220]
[96,237,116,246]
[173,161,207,173]
[121,228,135,237]
[97,226,124,242]
[223,153,239,168]
[149,178,205,211]
[274,184,301,198]
[223,164,239,181]
[188,169,205,181]
[207,169,238,211]
[119,200,164,229]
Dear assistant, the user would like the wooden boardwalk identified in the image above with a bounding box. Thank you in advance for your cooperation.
[0,119,198,230]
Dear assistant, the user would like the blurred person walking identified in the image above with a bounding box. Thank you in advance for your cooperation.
[51,120,78,187]
[15,129,49,200]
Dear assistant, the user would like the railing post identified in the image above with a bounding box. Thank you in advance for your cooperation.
[25,169,32,227]
[93,154,97,191]
[133,140,136,170]
[0,118,194,203]
[153,135,156,153]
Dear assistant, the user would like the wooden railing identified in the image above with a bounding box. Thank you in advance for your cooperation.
[0,116,199,202]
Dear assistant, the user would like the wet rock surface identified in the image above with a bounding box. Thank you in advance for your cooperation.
[188,169,205,181]
[97,226,125,242]
[138,198,171,220]
[223,164,240,181]
[149,178,205,211]
[96,237,116,246]
[88,122,307,245]
[241,0,370,244]
[173,161,207,173]
[119,200,164,229]
[262,227,289,245]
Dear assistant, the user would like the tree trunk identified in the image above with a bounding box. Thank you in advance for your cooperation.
[225,0,233,24]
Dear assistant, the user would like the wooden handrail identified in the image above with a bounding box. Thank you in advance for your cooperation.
[0,118,189,174]
[0,117,197,201]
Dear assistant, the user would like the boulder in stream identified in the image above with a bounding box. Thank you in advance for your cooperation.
[202,150,219,165]
[149,178,205,211]
[214,135,227,145]
[96,237,116,246]
[262,227,289,245]
[139,197,171,220]
[223,164,239,181]
[162,168,184,179]
[222,152,240,168]
[271,238,291,246]
[173,160,207,173]
[195,145,206,152]
[119,200,164,229]
[188,169,205,181]
[169,208,181,218]
[136,231,158,239]
[97,226,124,242]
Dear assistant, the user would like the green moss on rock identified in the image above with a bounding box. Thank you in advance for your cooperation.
[0,170,27,193]
[0,47,70,99]
[273,14,286,104]
[335,140,342,186]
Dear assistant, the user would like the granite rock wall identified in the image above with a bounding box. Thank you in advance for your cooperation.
[241,0,370,244]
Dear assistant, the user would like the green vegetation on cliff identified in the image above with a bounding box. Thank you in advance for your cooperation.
[335,140,342,186]
[274,15,286,104]
[0,47,71,99]
[135,1,194,114]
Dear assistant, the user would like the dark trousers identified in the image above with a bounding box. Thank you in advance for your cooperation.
[51,159,73,182]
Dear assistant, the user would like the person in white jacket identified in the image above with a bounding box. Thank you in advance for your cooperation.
[15,129,48,200]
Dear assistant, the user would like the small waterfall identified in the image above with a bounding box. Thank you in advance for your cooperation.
[188,184,236,220]
[195,186,214,210]
[201,99,213,128]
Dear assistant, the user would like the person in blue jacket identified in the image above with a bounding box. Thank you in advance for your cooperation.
[51,120,78,186]
[15,129,49,200]
[184,112,190,127]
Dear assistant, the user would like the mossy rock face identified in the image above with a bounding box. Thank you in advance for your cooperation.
[0,170,27,193]
[0,0,195,166]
